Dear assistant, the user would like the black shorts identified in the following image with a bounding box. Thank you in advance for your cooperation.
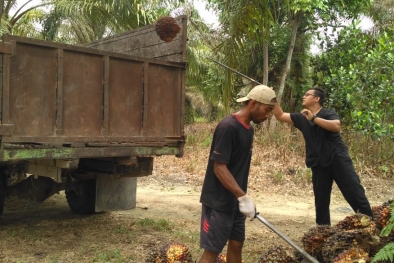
[200,204,246,254]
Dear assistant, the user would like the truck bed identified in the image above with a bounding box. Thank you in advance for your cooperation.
[0,22,187,161]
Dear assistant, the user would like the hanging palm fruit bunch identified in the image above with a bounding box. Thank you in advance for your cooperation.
[154,16,181,43]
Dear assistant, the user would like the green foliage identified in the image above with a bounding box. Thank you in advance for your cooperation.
[371,201,394,263]
[380,201,394,237]
[371,242,394,263]
[315,26,394,141]
[135,218,173,231]
[40,0,183,44]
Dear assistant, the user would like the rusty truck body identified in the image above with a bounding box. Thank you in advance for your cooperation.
[0,16,187,215]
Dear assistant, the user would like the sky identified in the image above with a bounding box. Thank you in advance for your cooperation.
[193,0,219,27]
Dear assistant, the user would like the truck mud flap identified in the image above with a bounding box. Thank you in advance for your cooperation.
[95,175,136,212]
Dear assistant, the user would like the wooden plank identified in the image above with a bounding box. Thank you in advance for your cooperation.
[85,15,187,63]
[56,49,64,134]
[0,42,14,55]
[0,124,13,135]
[102,56,109,135]
[142,62,149,135]
[180,68,186,137]
[2,54,10,124]
[1,136,183,143]
[0,146,182,161]
[180,16,188,62]
[2,34,185,68]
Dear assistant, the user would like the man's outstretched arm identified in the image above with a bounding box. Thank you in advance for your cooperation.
[273,103,293,124]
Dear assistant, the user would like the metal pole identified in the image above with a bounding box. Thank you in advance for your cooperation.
[206,57,263,86]
[256,214,319,263]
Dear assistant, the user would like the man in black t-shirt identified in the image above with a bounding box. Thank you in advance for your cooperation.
[198,85,277,263]
[273,87,373,225]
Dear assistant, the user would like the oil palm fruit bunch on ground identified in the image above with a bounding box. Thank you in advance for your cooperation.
[214,254,227,263]
[373,199,393,231]
[155,17,181,43]
[335,213,376,235]
[301,225,336,261]
[321,227,376,263]
[258,245,298,263]
[214,254,245,263]
[146,243,193,263]
[332,247,369,263]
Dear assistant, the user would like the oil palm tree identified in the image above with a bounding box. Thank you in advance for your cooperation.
[0,0,50,37]
[41,0,184,44]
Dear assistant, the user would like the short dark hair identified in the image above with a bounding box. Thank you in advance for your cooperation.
[310,87,326,105]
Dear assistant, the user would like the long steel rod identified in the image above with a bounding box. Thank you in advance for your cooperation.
[206,57,263,85]
[256,214,319,263]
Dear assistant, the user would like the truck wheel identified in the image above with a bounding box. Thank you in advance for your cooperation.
[0,177,5,215]
[66,179,96,214]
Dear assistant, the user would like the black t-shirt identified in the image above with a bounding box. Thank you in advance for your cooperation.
[200,114,254,212]
[290,108,349,167]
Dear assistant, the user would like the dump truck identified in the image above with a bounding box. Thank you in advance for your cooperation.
[0,16,187,215]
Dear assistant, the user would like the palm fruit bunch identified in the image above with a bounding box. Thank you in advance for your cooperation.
[258,245,298,263]
[373,199,393,230]
[214,254,245,263]
[372,205,383,225]
[214,254,227,263]
[301,225,336,261]
[146,243,193,263]
[332,247,369,263]
[321,229,373,263]
[155,16,181,43]
[335,213,377,235]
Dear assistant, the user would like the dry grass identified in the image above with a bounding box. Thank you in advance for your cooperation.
[1,122,393,263]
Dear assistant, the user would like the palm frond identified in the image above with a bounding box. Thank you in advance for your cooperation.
[371,242,394,263]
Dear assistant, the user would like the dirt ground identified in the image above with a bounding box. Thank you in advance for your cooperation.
[0,144,393,262]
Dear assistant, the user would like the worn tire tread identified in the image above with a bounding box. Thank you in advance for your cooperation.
[66,179,96,214]
[0,176,5,215]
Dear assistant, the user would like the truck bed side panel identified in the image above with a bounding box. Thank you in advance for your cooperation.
[85,16,187,63]
[9,43,57,137]
[108,58,143,137]
[0,35,185,157]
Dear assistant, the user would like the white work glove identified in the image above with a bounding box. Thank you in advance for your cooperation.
[238,194,256,218]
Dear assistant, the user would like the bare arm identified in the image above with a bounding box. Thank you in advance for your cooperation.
[301,109,341,133]
[214,162,245,198]
[313,117,341,132]
[273,103,293,124]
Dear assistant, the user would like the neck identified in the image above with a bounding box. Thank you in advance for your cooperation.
[307,105,322,115]
[234,109,251,126]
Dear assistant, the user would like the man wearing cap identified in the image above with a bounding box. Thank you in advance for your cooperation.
[272,87,373,226]
[198,85,277,263]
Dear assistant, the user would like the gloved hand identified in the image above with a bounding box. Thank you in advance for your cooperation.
[238,194,256,218]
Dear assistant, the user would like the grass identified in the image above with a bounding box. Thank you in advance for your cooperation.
[184,121,394,179]
[135,218,173,231]
[93,249,131,263]
[2,122,393,263]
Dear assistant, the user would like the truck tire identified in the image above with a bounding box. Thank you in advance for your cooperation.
[0,177,5,215]
[66,179,96,214]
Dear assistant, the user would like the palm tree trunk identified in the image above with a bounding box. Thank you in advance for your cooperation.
[0,0,3,23]
[263,42,269,85]
[270,12,303,130]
